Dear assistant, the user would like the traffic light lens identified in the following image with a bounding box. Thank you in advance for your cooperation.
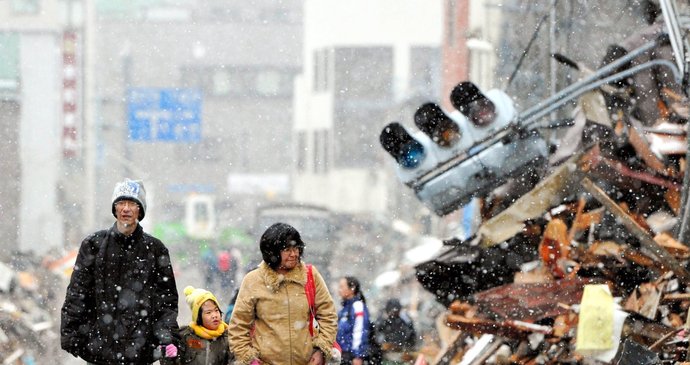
[468,100,497,126]
[399,141,425,169]
[414,103,460,147]
[450,81,497,126]
[380,122,427,169]
[439,129,459,146]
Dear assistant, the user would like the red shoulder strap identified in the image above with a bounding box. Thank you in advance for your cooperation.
[305,264,316,307]
[305,264,316,337]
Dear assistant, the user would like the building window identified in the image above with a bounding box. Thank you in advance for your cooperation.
[195,5,301,24]
[312,129,329,174]
[314,49,324,92]
[467,39,494,88]
[256,70,282,96]
[325,48,333,92]
[333,47,393,100]
[313,130,320,173]
[312,129,328,174]
[259,8,300,24]
[320,129,329,173]
[410,46,441,98]
[297,131,307,172]
[334,107,386,168]
[313,48,333,92]
[0,33,20,92]
[12,0,40,14]
[181,66,297,98]
[212,69,232,95]
[175,138,221,162]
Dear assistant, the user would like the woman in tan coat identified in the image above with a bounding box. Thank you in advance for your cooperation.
[229,223,338,365]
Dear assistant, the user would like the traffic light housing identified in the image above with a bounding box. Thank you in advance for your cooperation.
[380,81,548,216]
[415,130,548,215]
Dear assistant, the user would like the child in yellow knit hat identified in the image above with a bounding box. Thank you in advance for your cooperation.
[161,286,233,365]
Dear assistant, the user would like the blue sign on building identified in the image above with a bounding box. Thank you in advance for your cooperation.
[127,88,202,142]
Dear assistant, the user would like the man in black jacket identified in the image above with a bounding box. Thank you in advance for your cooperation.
[61,179,180,364]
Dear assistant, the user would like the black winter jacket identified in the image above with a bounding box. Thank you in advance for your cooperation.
[61,223,179,364]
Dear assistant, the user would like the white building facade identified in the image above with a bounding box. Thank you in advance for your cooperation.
[0,0,66,255]
[293,0,443,215]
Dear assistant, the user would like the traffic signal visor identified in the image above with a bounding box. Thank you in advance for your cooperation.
[450,82,517,145]
[413,102,475,162]
[380,122,440,184]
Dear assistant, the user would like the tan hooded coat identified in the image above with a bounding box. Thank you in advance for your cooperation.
[229,262,337,365]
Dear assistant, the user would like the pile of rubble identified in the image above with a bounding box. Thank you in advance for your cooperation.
[414,21,690,365]
[0,250,75,365]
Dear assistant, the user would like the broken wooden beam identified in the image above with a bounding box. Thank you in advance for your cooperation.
[581,177,690,283]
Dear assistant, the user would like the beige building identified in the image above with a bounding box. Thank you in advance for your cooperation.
[0,0,66,256]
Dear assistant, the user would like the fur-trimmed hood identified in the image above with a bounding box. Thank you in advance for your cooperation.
[258,261,307,293]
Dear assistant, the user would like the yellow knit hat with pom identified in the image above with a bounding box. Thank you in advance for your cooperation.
[184,286,220,323]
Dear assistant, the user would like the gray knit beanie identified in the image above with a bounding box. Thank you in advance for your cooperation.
[111,178,147,221]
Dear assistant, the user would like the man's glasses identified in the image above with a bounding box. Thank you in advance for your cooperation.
[115,201,139,209]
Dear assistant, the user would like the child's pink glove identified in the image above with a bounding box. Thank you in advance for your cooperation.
[163,344,178,358]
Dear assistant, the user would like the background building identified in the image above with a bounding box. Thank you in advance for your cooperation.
[83,0,303,244]
[0,0,65,257]
[293,0,443,219]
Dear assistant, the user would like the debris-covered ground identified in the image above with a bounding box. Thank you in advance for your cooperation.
[0,251,73,364]
[414,14,690,365]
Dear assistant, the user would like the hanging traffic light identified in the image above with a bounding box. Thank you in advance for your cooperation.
[380,81,548,216]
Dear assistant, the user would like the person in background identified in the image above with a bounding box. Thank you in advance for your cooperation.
[61,178,179,364]
[336,277,371,365]
[229,222,338,365]
[375,299,417,365]
[217,247,238,294]
[223,288,240,324]
[200,244,218,292]
[161,286,232,365]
